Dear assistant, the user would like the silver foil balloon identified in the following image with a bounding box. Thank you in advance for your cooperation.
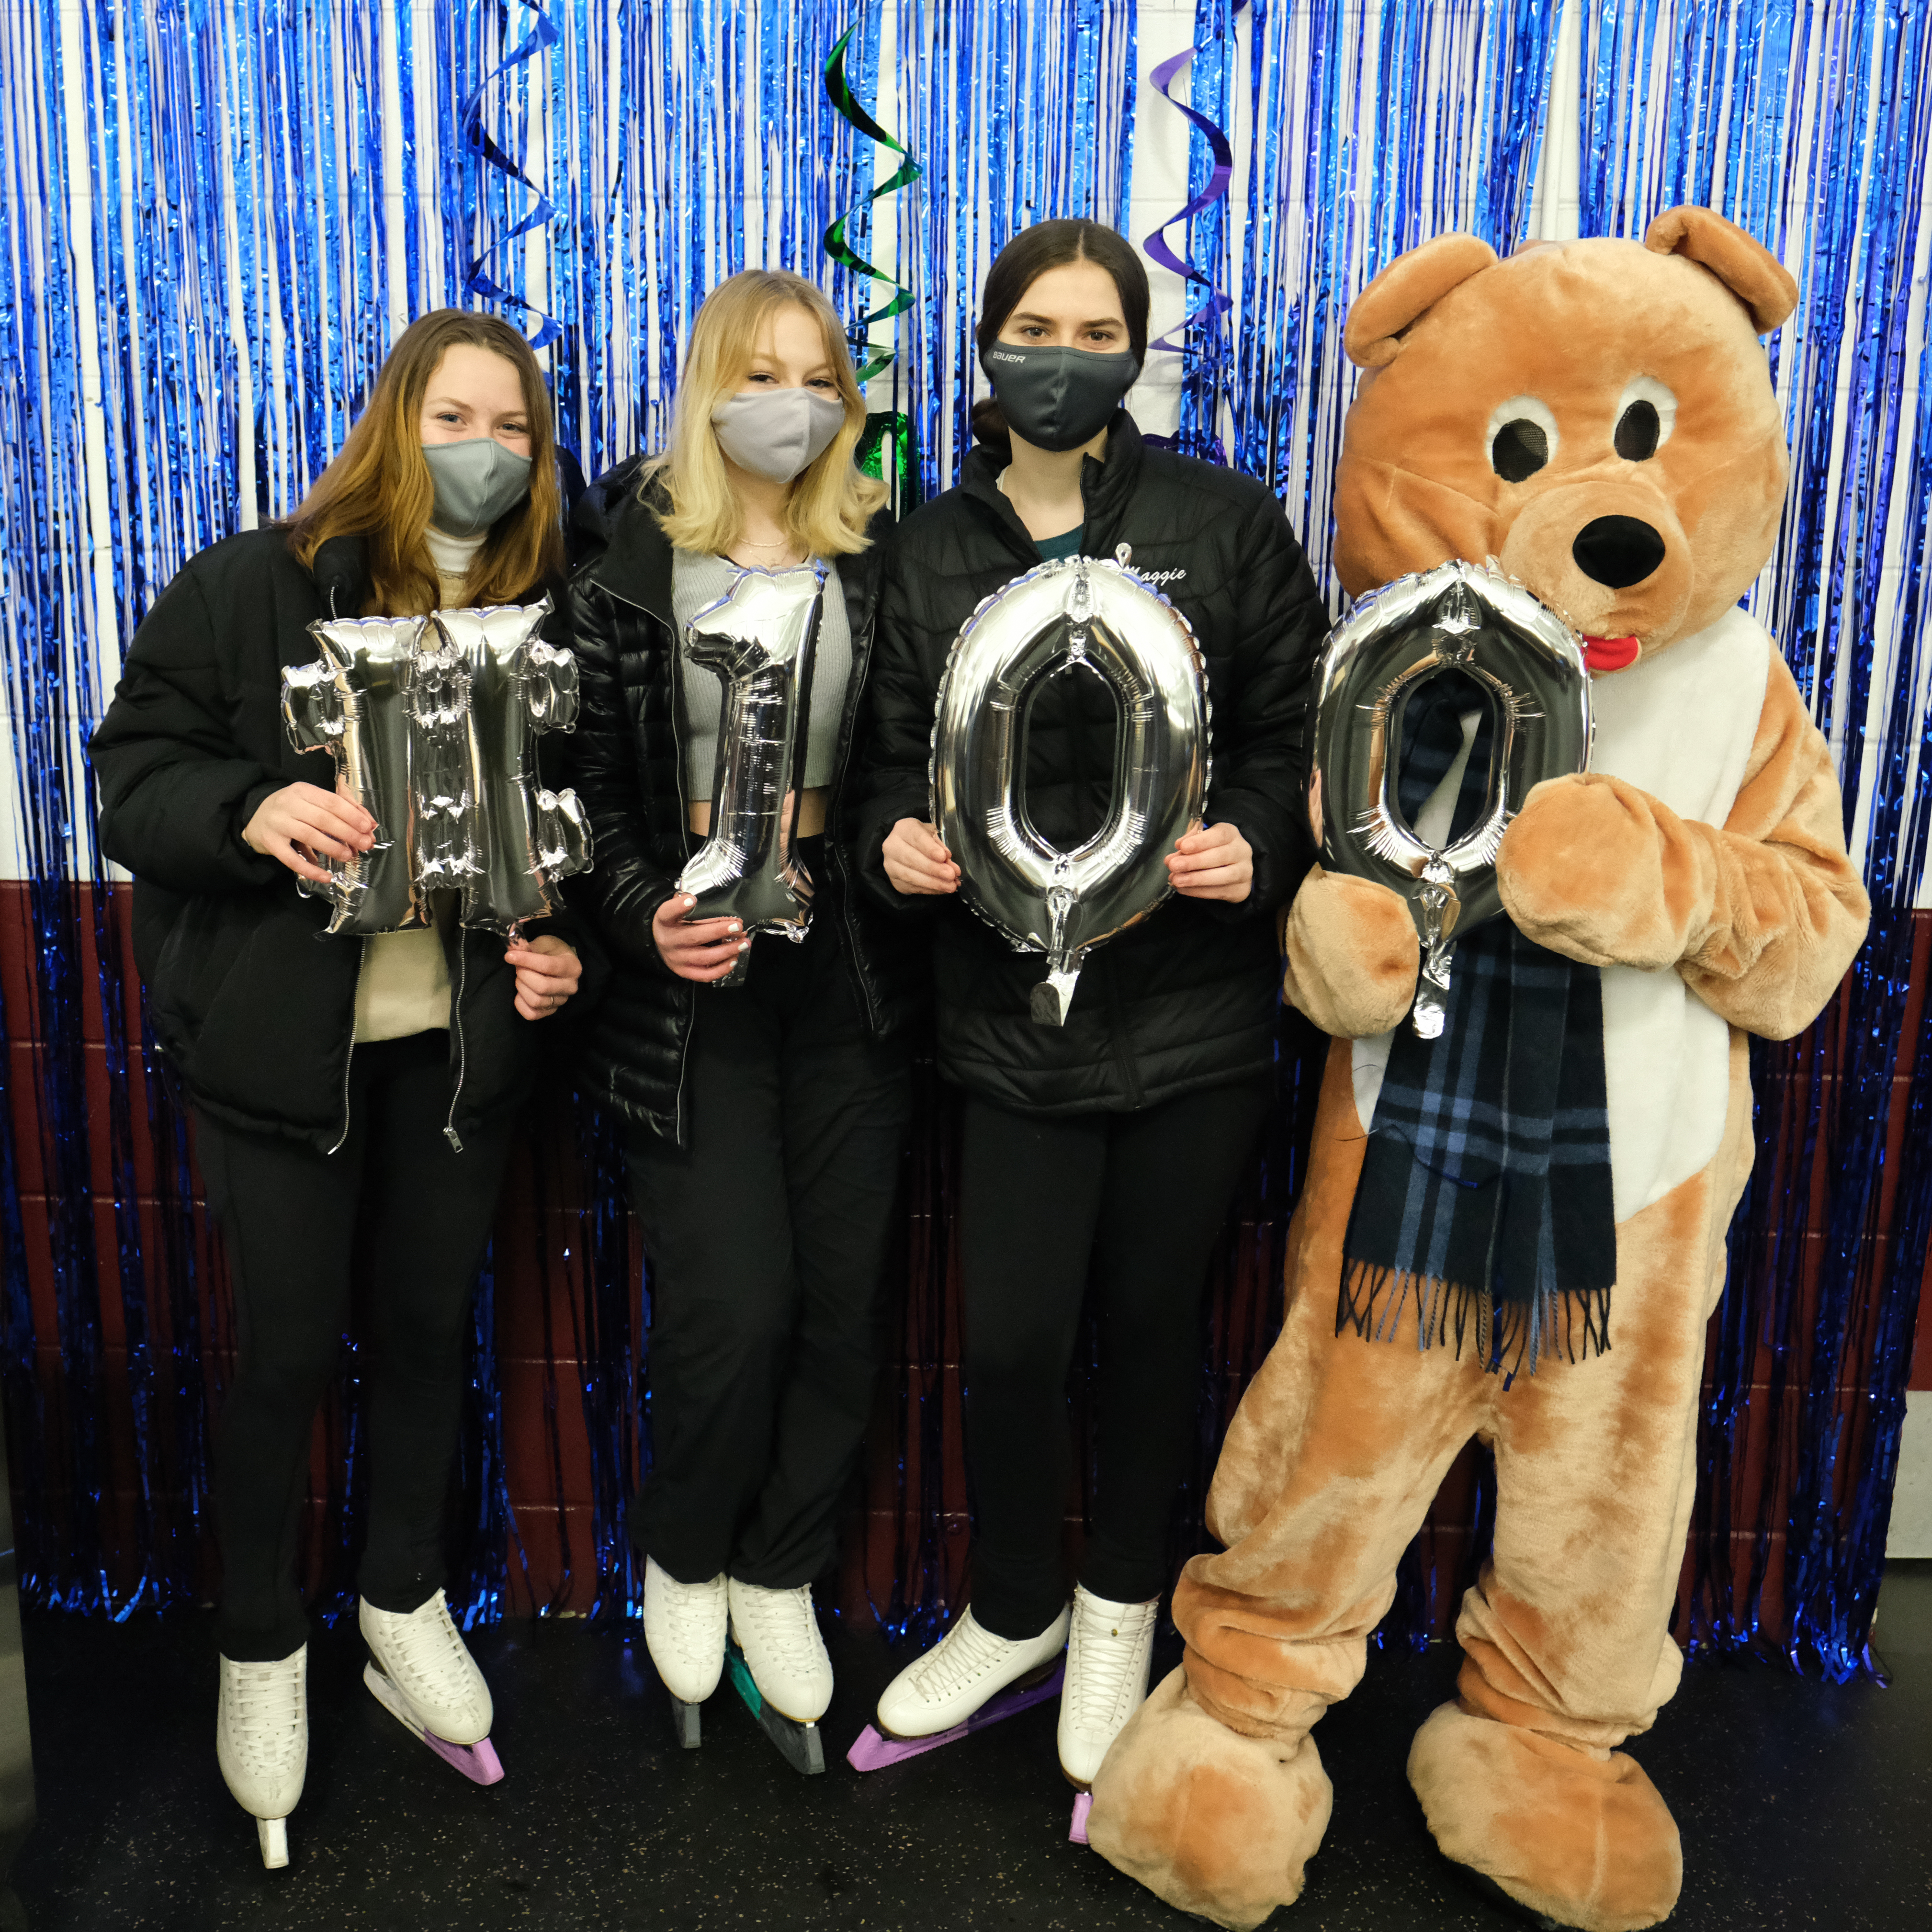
[930,554,1209,1027]
[1307,558,1592,1039]
[281,614,433,935]
[428,598,593,935]
[281,595,591,938]
[676,564,826,989]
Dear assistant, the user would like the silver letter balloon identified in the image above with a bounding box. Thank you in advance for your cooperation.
[676,563,825,988]
[281,594,592,938]
[930,554,1209,1026]
[1307,558,1592,1038]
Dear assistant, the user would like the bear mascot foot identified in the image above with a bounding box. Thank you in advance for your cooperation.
[1086,1666,1332,1930]
[1408,1701,1682,1932]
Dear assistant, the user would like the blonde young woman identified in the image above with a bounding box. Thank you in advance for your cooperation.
[90,311,587,1864]
[566,270,916,1734]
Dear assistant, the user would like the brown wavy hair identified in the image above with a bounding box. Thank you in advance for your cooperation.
[971,220,1150,449]
[286,310,564,616]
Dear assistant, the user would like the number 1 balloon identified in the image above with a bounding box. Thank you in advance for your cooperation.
[676,564,826,989]
[930,554,1209,1026]
[1307,558,1592,1038]
[281,594,592,938]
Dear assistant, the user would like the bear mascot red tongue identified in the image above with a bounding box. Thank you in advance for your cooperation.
[1084,207,1870,1932]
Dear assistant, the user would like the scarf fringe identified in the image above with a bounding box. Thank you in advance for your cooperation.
[1336,1260,1612,1386]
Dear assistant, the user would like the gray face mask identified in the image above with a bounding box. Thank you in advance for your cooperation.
[980,342,1140,453]
[421,438,534,539]
[711,388,847,483]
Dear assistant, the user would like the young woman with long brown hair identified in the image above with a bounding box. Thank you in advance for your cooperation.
[91,309,586,1866]
[857,220,1328,1786]
[566,269,919,1742]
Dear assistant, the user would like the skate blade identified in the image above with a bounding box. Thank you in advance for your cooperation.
[848,1660,1066,1772]
[668,1694,702,1750]
[723,1644,825,1776]
[257,1816,289,1869]
[362,1661,505,1786]
[1069,1792,1092,1845]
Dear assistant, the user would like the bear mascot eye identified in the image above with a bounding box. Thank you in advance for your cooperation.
[1613,375,1678,462]
[1485,395,1559,483]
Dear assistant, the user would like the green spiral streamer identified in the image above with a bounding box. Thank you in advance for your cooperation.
[823,24,921,505]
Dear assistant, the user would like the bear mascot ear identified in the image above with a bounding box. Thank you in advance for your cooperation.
[1643,205,1798,333]
[1343,233,1499,369]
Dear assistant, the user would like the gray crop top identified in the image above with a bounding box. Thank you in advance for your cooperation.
[671,550,852,800]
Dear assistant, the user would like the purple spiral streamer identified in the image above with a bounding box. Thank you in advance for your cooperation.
[0,4,1921,1685]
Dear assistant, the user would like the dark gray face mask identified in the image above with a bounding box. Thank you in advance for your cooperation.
[421,438,534,538]
[979,342,1140,453]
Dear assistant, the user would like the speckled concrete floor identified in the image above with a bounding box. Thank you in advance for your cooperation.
[9,1564,1930,1932]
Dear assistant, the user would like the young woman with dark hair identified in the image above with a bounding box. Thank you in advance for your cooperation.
[857,219,1330,1785]
[90,310,587,1866]
[565,270,919,1741]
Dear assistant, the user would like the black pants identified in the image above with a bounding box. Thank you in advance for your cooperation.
[626,914,910,1590]
[195,1031,515,1662]
[960,1077,1274,1638]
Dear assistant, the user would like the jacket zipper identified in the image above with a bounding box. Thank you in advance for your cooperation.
[825,556,884,1037]
[600,575,696,1145]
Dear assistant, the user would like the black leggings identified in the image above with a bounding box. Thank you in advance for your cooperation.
[960,1078,1274,1638]
[194,1031,514,1662]
[626,914,911,1589]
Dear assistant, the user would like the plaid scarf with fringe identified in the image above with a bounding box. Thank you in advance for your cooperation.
[1338,674,1616,1381]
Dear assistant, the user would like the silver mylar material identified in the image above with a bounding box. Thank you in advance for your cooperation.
[676,564,826,989]
[930,554,1209,1027]
[281,614,433,935]
[429,597,592,935]
[281,595,592,939]
[1307,558,1592,1039]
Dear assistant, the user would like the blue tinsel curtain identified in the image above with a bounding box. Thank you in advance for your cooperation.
[0,0,1926,1678]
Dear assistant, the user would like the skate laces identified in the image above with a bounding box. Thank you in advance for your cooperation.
[223,1657,304,1766]
[907,1612,1023,1701]
[1066,1595,1156,1729]
[734,1584,824,1673]
[371,1589,480,1700]
[656,1572,726,1648]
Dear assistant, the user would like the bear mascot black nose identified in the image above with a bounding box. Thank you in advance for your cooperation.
[1572,515,1666,588]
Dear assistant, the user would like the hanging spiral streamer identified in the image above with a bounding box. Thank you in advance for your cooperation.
[460,5,563,350]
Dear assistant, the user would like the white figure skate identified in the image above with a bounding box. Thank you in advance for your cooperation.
[1057,1584,1158,1788]
[359,1589,503,1785]
[643,1556,728,1749]
[216,1645,307,1868]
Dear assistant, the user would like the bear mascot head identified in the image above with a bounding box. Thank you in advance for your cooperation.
[1084,209,1869,1932]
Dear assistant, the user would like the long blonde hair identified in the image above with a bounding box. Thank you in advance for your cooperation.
[649,270,885,557]
[286,309,565,616]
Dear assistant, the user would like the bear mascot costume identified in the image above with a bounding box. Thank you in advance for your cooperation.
[1086,207,1870,1931]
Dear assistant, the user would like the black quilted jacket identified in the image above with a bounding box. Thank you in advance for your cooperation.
[562,459,921,1144]
[89,526,594,1153]
[852,412,1329,1114]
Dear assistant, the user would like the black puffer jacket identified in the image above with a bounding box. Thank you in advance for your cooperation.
[563,459,922,1144]
[90,527,596,1153]
[854,412,1328,1114]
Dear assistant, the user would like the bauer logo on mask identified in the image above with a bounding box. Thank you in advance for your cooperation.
[281,595,593,938]
[930,554,1209,1026]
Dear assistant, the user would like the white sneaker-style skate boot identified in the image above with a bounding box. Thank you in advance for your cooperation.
[643,1556,728,1705]
[359,1589,503,1785]
[727,1578,834,1725]
[216,1646,307,1869]
[875,1603,1071,1740]
[1057,1585,1158,1788]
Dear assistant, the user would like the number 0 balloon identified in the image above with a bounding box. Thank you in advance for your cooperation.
[930,555,1209,1026]
[1307,559,1592,1037]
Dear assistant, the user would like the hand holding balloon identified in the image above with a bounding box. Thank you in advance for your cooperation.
[1166,822,1252,903]
[653,895,749,983]
[507,934,582,1021]
[883,819,960,896]
[244,783,377,884]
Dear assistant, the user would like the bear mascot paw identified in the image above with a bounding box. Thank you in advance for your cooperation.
[1088,205,1870,1932]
